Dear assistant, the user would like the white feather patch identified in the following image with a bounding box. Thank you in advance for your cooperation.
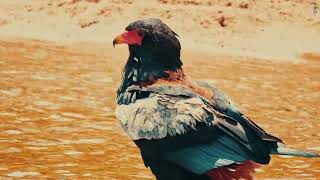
[115,94,212,140]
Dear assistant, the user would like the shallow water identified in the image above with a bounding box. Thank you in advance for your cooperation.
[0,40,319,179]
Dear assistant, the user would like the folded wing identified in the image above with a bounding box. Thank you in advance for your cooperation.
[116,82,318,179]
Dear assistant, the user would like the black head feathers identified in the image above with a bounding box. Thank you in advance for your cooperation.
[124,19,180,54]
[116,18,183,95]
[126,18,179,39]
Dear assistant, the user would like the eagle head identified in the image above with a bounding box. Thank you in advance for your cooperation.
[113,18,182,69]
[115,19,184,95]
[113,18,180,48]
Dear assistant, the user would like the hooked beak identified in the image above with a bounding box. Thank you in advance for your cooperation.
[113,33,126,47]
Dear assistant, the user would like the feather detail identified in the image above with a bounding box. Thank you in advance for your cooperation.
[206,160,260,180]
[115,93,213,140]
[271,143,320,157]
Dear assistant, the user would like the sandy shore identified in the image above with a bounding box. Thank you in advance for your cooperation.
[1,0,319,61]
[0,0,320,179]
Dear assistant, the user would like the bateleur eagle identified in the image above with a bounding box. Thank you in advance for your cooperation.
[113,18,319,180]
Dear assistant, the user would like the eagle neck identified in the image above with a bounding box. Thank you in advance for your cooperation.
[117,53,183,96]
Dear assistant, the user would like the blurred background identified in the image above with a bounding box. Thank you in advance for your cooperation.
[0,0,319,179]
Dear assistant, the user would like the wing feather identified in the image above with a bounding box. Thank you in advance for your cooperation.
[116,83,283,171]
[115,93,213,140]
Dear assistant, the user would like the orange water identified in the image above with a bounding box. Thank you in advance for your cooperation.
[0,40,319,179]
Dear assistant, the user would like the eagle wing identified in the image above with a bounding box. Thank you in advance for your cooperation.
[115,82,281,175]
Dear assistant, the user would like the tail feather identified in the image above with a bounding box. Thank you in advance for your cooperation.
[271,143,320,157]
[206,160,260,180]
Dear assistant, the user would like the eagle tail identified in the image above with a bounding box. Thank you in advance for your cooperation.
[271,143,320,157]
